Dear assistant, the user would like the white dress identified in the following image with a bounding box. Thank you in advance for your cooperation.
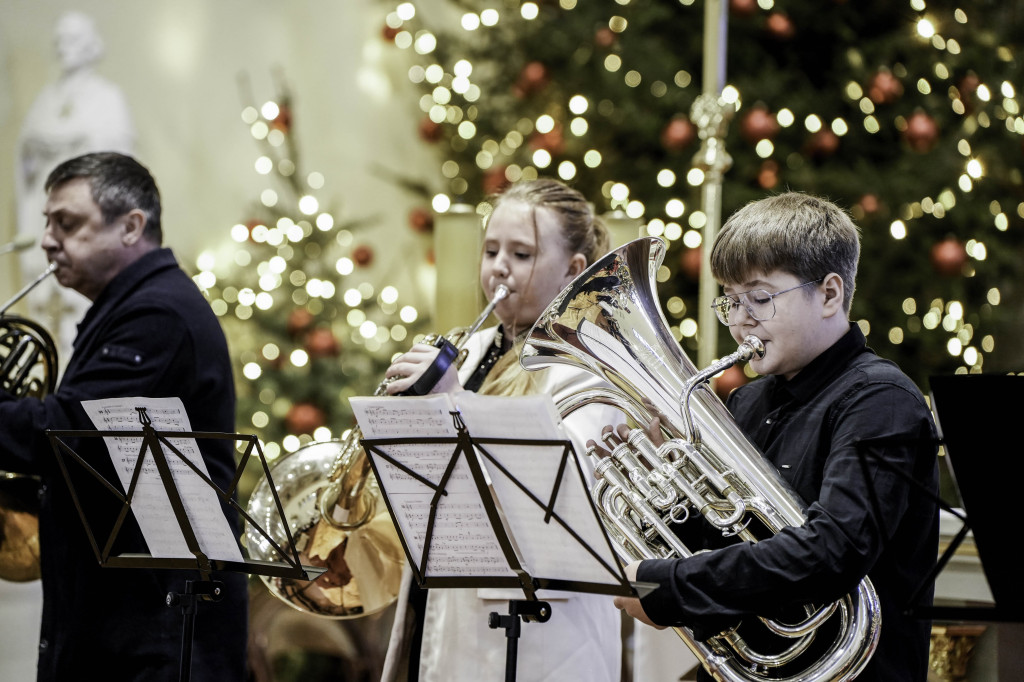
[382,326,625,682]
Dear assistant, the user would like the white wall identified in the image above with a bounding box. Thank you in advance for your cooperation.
[1,0,438,314]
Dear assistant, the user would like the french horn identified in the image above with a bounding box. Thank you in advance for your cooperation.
[245,285,508,618]
[0,263,59,582]
[520,238,879,681]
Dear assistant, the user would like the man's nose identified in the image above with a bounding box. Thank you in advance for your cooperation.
[40,229,57,251]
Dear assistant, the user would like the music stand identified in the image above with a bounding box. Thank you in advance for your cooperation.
[851,374,1023,623]
[46,405,325,682]
[356,397,647,682]
[925,374,1024,622]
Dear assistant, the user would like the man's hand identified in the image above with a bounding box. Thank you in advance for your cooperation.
[613,560,665,629]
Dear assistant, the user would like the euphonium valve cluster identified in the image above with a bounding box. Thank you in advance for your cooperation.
[520,238,879,681]
[245,285,508,618]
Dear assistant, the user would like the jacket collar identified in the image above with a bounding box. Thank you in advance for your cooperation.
[72,248,178,351]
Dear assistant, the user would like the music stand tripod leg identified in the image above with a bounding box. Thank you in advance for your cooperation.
[166,579,224,682]
[487,600,551,682]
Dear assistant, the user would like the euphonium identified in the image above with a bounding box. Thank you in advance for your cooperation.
[1,262,59,582]
[520,238,880,681]
[245,285,509,618]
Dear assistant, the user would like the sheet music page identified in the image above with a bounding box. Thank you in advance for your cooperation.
[453,392,623,587]
[350,393,515,578]
[81,397,244,562]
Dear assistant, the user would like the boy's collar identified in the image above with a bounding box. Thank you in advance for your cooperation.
[772,323,869,401]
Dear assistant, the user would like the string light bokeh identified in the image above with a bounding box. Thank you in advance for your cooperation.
[382,0,1023,386]
[193,87,431,460]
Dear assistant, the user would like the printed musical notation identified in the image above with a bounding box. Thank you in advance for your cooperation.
[81,396,244,563]
[351,394,514,577]
[350,392,625,587]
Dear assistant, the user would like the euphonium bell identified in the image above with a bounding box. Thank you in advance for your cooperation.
[520,238,879,681]
[244,285,509,618]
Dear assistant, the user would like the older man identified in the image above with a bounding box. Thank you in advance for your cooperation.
[0,152,248,682]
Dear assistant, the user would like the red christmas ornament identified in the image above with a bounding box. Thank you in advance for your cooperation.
[381,24,400,42]
[903,112,939,153]
[483,166,510,196]
[741,107,780,143]
[594,27,617,49]
[930,237,967,277]
[858,194,880,214]
[958,73,980,98]
[287,308,314,338]
[661,117,696,152]
[271,104,292,133]
[409,207,434,233]
[757,160,779,189]
[352,244,374,267]
[285,402,326,435]
[712,366,748,400]
[729,0,758,17]
[418,117,443,143]
[514,61,548,98]
[530,125,565,156]
[765,12,796,39]
[244,219,264,243]
[305,327,340,358]
[679,248,701,281]
[867,69,903,105]
[805,129,840,159]
[958,73,980,114]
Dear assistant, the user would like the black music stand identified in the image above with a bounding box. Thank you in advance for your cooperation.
[359,405,647,682]
[924,374,1024,622]
[46,406,325,682]
[851,374,1023,623]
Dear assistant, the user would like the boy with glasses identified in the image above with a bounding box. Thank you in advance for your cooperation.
[609,192,939,681]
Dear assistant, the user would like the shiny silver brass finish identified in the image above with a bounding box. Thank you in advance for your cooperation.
[520,237,880,681]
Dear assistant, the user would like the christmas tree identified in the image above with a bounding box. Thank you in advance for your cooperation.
[192,78,432,470]
[379,0,1023,391]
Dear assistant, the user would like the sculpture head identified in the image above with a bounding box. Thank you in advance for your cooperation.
[54,11,104,73]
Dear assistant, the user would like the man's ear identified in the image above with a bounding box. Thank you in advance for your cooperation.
[821,273,845,318]
[120,209,147,246]
[566,252,587,279]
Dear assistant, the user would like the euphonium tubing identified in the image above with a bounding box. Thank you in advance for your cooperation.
[0,263,59,582]
[520,238,879,681]
[244,286,508,618]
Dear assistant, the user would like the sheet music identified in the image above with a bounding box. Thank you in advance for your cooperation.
[81,397,244,562]
[453,392,622,586]
[350,394,515,578]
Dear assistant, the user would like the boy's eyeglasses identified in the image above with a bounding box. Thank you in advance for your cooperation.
[711,279,823,326]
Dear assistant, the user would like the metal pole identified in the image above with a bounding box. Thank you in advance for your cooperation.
[691,0,733,369]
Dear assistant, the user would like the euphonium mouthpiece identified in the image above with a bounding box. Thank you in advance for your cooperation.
[738,335,766,362]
